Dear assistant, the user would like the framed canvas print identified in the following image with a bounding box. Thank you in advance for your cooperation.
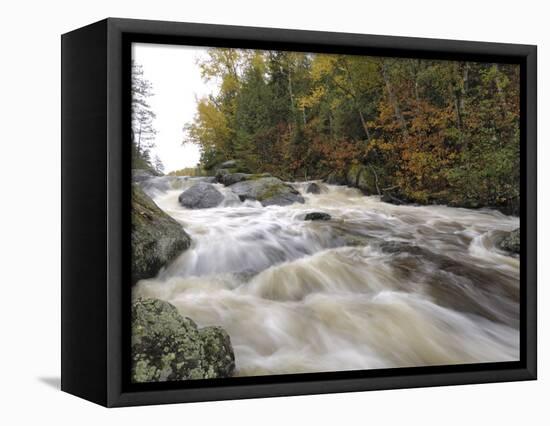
[61,18,537,407]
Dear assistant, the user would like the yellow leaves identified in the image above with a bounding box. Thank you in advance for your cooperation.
[186,98,230,151]
[220,75,240,94]
[298,86,326,110]
[310,54,338,81]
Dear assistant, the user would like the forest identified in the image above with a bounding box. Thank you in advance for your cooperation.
[182,49,520,215]
[132,49,520,215]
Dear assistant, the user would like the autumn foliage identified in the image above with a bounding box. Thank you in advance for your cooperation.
[184,49,520,214]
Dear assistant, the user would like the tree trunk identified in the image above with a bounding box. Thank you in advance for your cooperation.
[341,60,371,142]
[358,110,371,142]
[287,61,296,130]
[381,61,409,140]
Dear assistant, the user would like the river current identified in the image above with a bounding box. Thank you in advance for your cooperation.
[133,176,520,376]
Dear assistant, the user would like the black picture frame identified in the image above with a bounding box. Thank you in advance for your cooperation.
[61,17,537,407]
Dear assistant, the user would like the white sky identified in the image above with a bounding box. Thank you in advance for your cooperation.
[132,43,215,173]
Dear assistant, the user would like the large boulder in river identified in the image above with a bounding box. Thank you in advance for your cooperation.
[498,228,520,254]
[132,298,235,382]
[131,185,191,285]
[229,177,305,206]
[305,182,321,194]
[217,172,249,186]
[178,182,224,209]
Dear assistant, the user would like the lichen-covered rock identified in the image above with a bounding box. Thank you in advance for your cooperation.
[498,228,520,254]
[305,182,321,194]
[131,298,235,383]
[178,182,224,209]
[229,177,305,206]
[132,185,191,285]
[304,212,331,221]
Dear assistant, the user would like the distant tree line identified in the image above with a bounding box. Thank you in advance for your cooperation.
[184,49,520,214]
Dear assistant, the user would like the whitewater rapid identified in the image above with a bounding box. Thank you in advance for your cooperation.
[133,177,520,376]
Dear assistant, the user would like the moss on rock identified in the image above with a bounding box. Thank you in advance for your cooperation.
[131,185,191,285]
[229,177,305,206]
[131,298,235,383]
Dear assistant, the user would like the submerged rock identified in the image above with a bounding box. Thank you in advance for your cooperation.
[229,177,305,206]
[304,212,331,221]
[131,185,191,285]
[305,182,321,194]
[131,298,235,383]
[178,182,224,209]
[498,228,520,254]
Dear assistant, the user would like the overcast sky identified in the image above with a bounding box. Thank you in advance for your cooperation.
[132,43,215,173]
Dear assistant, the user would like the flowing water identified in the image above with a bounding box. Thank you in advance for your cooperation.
[133,176,520,376]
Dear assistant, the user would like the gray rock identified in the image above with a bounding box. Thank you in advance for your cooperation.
[131,185,191,285]
[304,212,331,221]
[215,168,229,182]
[305,183,321,194]
[219,172,249,186]
[131,298,235,383]
[229,177,304,206]
[178,182,224,209]
[498,228,520,254]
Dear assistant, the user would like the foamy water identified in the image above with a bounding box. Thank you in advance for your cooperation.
[133,176,520,376]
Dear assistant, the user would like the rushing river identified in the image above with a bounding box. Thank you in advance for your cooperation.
[133,176,520,376]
